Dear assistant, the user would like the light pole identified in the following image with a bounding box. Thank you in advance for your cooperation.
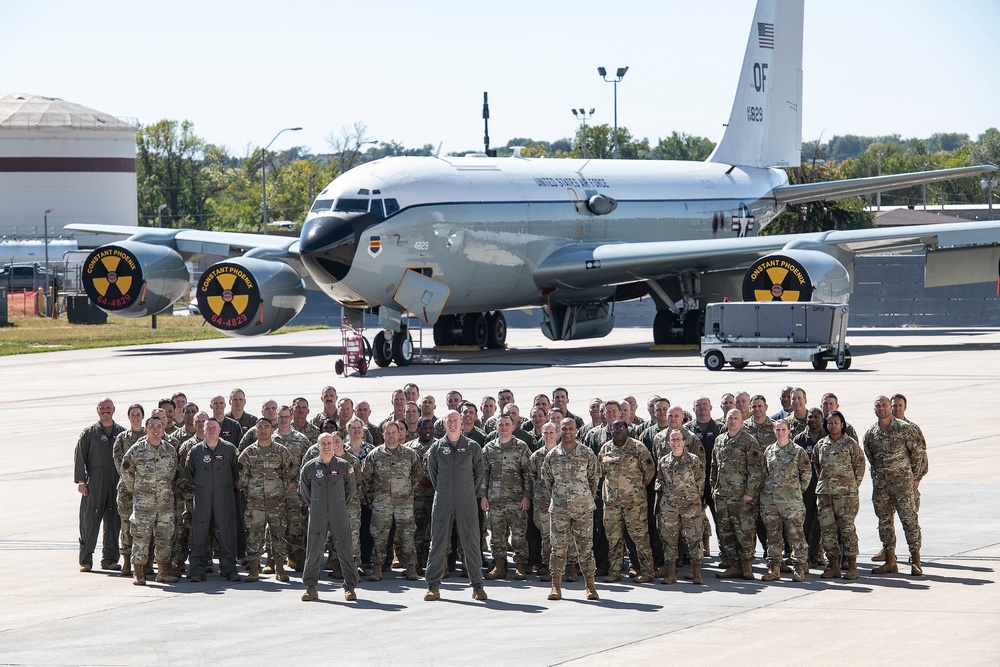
[43,208,53,316]
[157,203,167,228]
[571,108,595,159]
[597,66,628,158]
[261,126,302,235]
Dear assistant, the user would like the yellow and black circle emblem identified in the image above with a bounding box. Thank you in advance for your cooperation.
[82,245,143,310]
[196,262,260,330]
[742,254,813,302]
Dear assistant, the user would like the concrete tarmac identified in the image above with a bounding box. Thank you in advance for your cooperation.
[1,325,998,665]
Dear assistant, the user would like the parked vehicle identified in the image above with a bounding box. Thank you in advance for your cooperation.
[0,262,63,291]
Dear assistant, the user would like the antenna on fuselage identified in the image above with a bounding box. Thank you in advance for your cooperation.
[483,92,496,157]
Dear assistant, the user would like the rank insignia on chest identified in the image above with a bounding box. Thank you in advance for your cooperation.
[203,455,212,463]
[316,469,324,478]
[214,454,225,460]
[442,447,452,455]
[330,469,340,476]
[457,446,467,453]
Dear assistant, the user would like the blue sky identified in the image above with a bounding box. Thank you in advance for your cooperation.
[3,0,997,157]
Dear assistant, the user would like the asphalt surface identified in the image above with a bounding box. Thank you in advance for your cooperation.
[1,325,997,666]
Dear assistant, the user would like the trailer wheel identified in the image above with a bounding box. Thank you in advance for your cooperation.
[357,357,368,377]
[335,359,345,376]
[836,351,852,370]
[731,360,749,369]
[704,350,725,371]
[811,355,828,370]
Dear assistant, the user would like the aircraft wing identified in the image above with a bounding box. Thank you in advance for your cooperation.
[533,218,1000,291]
[773,165,996,205]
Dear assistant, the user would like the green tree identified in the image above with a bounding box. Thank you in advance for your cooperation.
[761,161,874,235]
[136,119,213,227]
[563,124,648,159]
[650,132,716,161]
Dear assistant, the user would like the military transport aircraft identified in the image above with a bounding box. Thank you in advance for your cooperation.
[69,0,998,369]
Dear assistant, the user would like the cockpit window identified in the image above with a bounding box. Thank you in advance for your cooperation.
[310,198,334,213]
[334,198,370,213]
[370,199,385,218]
[384,198,400,216]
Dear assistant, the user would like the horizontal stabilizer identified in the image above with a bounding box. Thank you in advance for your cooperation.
[773,165,997,205]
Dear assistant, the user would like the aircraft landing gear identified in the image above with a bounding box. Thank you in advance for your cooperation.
[433,312,506,349]
[653,310,703,345]
[373,327,413,368]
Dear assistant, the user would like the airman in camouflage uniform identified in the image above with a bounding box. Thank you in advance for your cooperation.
[529,422,577,581]
[864,396,926,576]
[238,400,278,452]
[711,409,764,580]
[112,404,145,576]
[598,419,655,583]
[238,417,297,583]
[406,418,437,573]
[657,429,706,584]
[121,416,180,585]
[481,414,532,579]
[291,397,321,445]
[274,406,311,570]
[815,410,866,579]
[542,418,600,601]
[783,388,810,439]
[361,421,420,581]
[759,421,812,582]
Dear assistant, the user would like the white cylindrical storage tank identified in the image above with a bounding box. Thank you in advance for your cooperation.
[0,93,138,248]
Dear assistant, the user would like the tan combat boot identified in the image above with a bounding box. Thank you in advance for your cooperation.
[566,564,579,582]
[584,574,600,600]
[424,586,440,601]
[155,561,179,583]
[369,564,382,581]
[910,550,923,577]
[514,563,527,580]
[244,558,260,583]
[716,560,742,579]
[133,567,146,586]
[872,552,898,575]
[405,564,420,581]
[301,587,318,601]
[821,552,842,579]
[761,563,781,582]
[274,561,289,582]
[344,588,357,601]
[661,562,677,585]
[843,556,859,580]
[792,566,806,582]
[485,559,506,580]
[691,560,704,585]
[547,577,562,601]
[472,586,488,601]
[121,557,132,577]
[741,559,755,580]
[871,547,886,562]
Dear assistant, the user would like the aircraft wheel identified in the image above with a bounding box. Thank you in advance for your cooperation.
[391,330,414,367]
[683,310,704,345]
[335,359,345,376]
[462,312,488,348]
[811,354,828,370]
[433,315,456,346]
[731,360,749,369]
[373,331,392,368]
[653,311,676,345]
[486,311,507,349]
[704,350,725,371]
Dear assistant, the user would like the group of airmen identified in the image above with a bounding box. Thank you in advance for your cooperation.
[74,382,927,603]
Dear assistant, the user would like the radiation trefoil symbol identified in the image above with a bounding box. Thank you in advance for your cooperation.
[754,266,801,301]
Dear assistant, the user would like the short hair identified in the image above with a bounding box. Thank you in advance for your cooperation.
[890,393,907,406]
[553,387,569,397]
[158,398,176,409]
[825,410,846,430]
[417,417,435,429]
[321,418,338,431]
[206,417,222,427]
[128,403,145,417]
[171,392,187,401]
[145,416,163,427]
[256,417,274,427]
[229,388,246,400]
[750,394,766,404]
[292,397,308,406]
[603,399,621,410]
[459,400,477,413]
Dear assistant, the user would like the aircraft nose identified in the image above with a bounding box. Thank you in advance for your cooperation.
[299,213,366,282]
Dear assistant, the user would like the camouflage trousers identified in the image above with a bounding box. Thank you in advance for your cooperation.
[872,480,921,555]
[817,493,859,557]
[370,501,416,567]
[534,506,577,565]
[172,495,192,566]
[487,503,528,565]
[715,496,758,561]
[330,498,362,564]
[117,489,133,555]
[760,498,807,567]
[245,502,288,560]
[411,494,433,566]
[606,501,654,575]
[285,494,306,555]
[130,507,174,564]
[550,510,595,576]
[658,501,705,563]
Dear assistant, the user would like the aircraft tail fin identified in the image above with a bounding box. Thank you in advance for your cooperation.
[707,0,803,168]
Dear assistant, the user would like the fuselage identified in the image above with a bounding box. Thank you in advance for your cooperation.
[299,155,787,313]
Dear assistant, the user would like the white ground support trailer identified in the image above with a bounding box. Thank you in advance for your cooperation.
[700,302,851,371]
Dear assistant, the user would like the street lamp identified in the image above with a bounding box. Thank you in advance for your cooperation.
[571,108,595,159]
[597,66,628,158]
[261,126,302,235]
[157,203,167,228]
[43,208,53,317]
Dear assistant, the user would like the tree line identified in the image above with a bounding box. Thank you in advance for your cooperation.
[136,120,1000,233]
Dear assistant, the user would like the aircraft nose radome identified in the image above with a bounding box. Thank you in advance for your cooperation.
[299,215,354,254]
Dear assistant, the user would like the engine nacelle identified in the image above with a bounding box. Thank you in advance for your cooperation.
[742,249,850,304]
[82,241,188,316]
[196,258,305,336]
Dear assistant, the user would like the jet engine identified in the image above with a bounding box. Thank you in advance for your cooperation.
[741,249,850,304]
[81,241,188,316]
[195,258,305,336]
